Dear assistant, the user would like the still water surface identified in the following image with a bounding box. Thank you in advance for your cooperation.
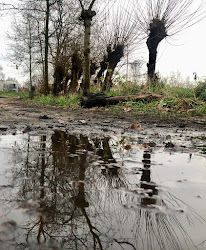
[0,130,206,250]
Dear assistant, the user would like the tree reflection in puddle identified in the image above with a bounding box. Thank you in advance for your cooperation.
[0,130,205,249]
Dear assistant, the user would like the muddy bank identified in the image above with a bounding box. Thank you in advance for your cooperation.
[0,98,206,135]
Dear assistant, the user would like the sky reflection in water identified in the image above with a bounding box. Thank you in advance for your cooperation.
[0,130,206,250]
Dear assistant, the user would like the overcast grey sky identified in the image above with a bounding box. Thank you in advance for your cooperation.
[157,16,206,81]
[0,0,206,84]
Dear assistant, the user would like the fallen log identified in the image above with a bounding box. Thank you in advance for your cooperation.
[80,93,162,108]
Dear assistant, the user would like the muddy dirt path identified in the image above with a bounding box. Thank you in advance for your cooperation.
[0,97,206,134]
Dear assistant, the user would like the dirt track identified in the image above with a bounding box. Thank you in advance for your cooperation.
[0,97,206,134]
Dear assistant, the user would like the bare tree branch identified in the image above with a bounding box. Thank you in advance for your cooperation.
[78,0,84,10]
[88,0,96,11]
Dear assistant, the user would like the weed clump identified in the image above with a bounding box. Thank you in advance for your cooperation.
[195,82,206,101]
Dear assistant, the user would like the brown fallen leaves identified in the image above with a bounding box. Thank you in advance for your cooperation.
[124,144,132,150]
[130,123,142,130]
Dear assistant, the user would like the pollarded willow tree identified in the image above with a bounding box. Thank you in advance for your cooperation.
[94,1,141,91]
[77,0,134,94]
[78,0,97,95]
[133,0,206,85]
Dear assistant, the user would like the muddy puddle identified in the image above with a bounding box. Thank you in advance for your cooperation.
[0,128,206,250]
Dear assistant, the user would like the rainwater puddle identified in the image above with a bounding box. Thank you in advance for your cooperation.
[0,130,206,250]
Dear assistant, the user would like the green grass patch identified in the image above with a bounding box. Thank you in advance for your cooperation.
[104,82,206,116]
[161,85,194,99]
[0,91,21,98]
[105,84,142,96]
[27,94,80,107]
[116,100,156,114]
[195,82,206,101]
[9,79,205,117]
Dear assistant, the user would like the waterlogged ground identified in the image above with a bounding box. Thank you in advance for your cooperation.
[0,126,206,250]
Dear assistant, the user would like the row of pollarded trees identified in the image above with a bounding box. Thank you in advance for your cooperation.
[5,0,206,97]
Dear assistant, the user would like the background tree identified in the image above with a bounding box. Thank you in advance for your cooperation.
[9,0,73,95]
[133,0,206,85]
[43,0,63,95]
[8,10,39,98]
[44,0,50,94]
[0,65,5,81]
[49,1,82,96]
[8,1,45,94]
[8,0,142,96]
[16,0,60,95]
[68,46,83,93]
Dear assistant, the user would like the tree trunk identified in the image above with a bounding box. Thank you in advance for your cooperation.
[69,73,79,93]
[78,0,97,95]
[69,52,82,93]
[29,46,34,99]
[146,18,167,86]
[80,9,96,95]
[147,39,158,83]
[44,0,50,95]
[28,18,34,99]
[37,21,45,83]
[83,18,91,94]
[102,64,115,92]
[95,58,108,84]
[102,44,124,92]
[80,93,162,108]
[53,64,64,96]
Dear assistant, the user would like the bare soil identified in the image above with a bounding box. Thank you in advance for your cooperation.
[0,97,206,134]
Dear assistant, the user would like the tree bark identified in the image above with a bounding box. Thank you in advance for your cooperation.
[53,64,64,96]
[28,18,34,99]
[95,59,108,84]
[77,0,97,95]
[81,93,162,108]
[102,44,124,92]
[102,62,117,92]
[44,0,50,95]
[81,10,96,95]
[83,18,91,94]
[37,20,45,82]
[147,40,158,82]
[146,19,167,86]
[69,52,82,93]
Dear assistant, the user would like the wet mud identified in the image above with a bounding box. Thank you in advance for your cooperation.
[0,97,206,135]
[0,97,206,249]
